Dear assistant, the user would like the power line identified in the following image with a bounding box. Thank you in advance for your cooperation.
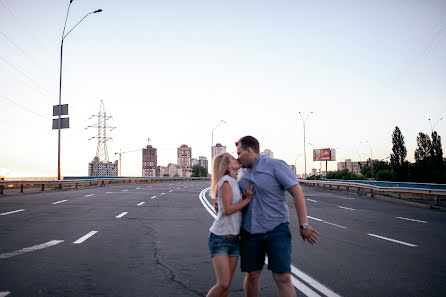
[0,95,50,120]
[0,55,53,96]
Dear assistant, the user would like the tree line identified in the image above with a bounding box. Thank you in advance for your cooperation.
[323,126,445,184]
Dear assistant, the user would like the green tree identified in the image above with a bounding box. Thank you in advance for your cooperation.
[414,132,431,162]
[390,126,408,181]
[360,165,372,178]
[191,165,208,177]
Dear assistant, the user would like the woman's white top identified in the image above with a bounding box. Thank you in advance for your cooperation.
[209,175,243,236]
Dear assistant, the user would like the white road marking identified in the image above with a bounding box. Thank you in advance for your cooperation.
[368,233,417,247]
[169,190,173,192]
[73,231,98,244]
[308,216,347,229]
[160,193,165,195]
[307,199,318,202]
[0,209,25,216]
[84,194,94,197]
[0,240,64,259]
[116,212,128,218]
[137,202,145,206]
[122,189,128,192]
[52,200,67,205]
[0,292,10,297]
[291,265,342,297]
[199,187,342,297]
[177,187,181,189]
[136,187,140,190]
[338,206,355,211]
[396,216,427,224]
[106,192,114,194]
[150,196,157,199]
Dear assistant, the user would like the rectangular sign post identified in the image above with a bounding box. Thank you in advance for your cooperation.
[52,118,70,129]
[53,104,68,116]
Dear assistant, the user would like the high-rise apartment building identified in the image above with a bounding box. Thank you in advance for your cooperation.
[198,156,208,170]
[177,144,192,177]
[88,156,118,177]
[262,149,274,158]
[211,143,226,161]
[142,145,157,176]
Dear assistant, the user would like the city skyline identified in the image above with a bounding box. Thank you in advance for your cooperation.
[1,0,445,177]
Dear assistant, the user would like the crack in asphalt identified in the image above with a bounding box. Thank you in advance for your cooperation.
[144,225,205,297]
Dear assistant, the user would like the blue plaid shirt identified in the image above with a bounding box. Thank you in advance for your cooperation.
[238,155,298,234]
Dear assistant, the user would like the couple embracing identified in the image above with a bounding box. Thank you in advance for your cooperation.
[206,136,319,297]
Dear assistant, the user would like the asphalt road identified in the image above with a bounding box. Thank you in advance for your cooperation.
[0,181,445,297]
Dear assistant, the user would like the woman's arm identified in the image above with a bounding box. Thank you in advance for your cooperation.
[221,182,253,216]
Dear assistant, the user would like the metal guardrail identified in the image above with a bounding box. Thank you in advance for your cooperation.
[298,179,446,208]
[0,177,210,195]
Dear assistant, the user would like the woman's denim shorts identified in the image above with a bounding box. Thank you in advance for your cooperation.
[208,232,240,258]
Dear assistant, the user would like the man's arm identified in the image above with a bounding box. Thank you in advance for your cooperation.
[288,184,319,244]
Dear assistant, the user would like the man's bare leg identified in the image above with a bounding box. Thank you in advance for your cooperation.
[272,272,296,297]
[244,270,262,297]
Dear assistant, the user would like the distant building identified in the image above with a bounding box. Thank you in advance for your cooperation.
[157,166,167,176]
[142,145,157,177]
[262,149,274,158]
[88,156,118,177]
[337,159,362,175]
[167,163,181,177]
[198,156,208,170]
[177,145,192,177]
[212,143,226,161]
[290,164,296,176]
[191,158,198,167]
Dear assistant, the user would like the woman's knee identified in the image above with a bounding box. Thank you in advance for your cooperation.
[217,281,230,291]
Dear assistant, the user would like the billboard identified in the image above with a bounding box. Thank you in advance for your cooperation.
[313,148,336,161]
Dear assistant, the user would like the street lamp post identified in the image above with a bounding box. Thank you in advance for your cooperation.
[298,112,313,178]
[428,117,443,134]
[211,120,226,149]
[57,1,102,180]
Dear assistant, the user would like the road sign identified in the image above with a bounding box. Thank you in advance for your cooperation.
[53,104,68,116]
[52,117,69,129]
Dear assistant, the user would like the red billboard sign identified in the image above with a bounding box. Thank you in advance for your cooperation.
[313,148,336,161]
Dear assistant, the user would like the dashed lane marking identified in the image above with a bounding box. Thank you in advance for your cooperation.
[0,209,25,216]
[122,189,128,192]
[160,193,165,195]
[137,202,145,206]
[169,190,173,192]
[52,200,67,205]
[116,212,128,218]
[337,206,355,211]
[150,195,157,199]
[84,194,95,197]
[0,240,64,259]
[396,217,427,224]
[73,231,98,244]
[368,233,417,247]
[308,216,347,229]
[307,199,318,202]
[0,292,11,297]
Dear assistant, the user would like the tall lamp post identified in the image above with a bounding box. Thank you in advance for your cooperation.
[211,120,226,148]
[298,112,313,178]
[428,117,443,134]
[57,0,102,180]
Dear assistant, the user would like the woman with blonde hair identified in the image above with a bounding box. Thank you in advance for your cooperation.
[207,152,253,297]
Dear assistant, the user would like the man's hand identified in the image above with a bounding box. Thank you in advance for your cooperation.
[213,198,218,214]
[300,225,319,244]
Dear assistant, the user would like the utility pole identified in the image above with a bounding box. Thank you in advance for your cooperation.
[298,112,313,178]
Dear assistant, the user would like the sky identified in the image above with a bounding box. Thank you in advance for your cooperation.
[1,0,445,178]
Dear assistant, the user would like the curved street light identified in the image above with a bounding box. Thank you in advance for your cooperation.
[428,117,443,134]
[57,1,102,180]
[211,120,226,148]
[298,112,313,178]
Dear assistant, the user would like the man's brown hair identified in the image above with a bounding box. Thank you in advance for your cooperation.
[236,136,260,153]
